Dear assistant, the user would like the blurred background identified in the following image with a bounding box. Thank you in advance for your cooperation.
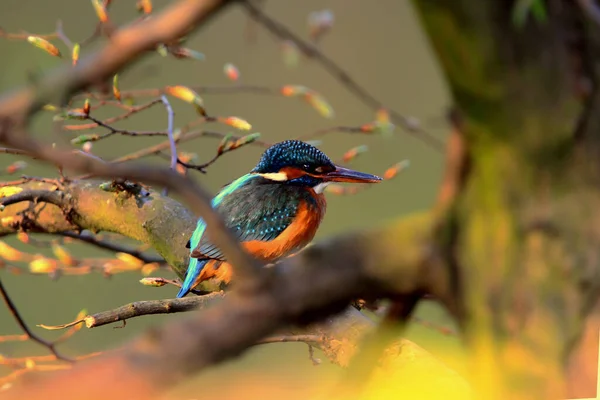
[0,0,465,398]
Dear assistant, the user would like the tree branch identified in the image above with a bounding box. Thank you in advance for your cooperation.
[0,0,233,122]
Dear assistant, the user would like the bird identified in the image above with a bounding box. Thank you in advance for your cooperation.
[176,139,382,298]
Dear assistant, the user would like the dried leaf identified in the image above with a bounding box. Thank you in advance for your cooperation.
[140,263,159,276]
[91,0,109,23]
[219,116,252,131]
[280,85,308,97]
[0,241,22,262]
[72,43,80,66]
[52,243,77,267]
[27,36,61,57]
[223,63,240,81]
[6,161,27,175]
[116,252,144,268]
[139,277,166,287]
[29,256,57,274]
[164,85,206,116]
[16,232,30,244]
[0,187,23,198]
[383,160,410,180]
[112,74,121,102]
[136,0,152,14]
[82,99,91,115]
[342,145,368,163]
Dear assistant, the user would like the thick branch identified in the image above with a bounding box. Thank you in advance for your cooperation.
[1,196,438,400]
[0,180,193,276]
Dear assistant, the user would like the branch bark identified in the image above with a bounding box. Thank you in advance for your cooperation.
[0,175,442,400]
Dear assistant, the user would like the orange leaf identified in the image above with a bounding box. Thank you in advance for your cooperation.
[224,63,240,81]
[91,0,108,22]
[0,241,22,262]
[219,116,252,131]
[383,160,410,180]
[165,85,206,116]
[136,0,152,14]
[342,145,368,163]
[112,74,121,102]
[27,36,61,57]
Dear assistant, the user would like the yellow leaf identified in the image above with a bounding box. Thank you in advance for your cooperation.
[116,252,144,268]
[72,43,80,66]
[91,0,108,22]
[29,256,57,274]
[220,116,252,131]
[139,277,166,287]
[164,85,206,116]
[0,241,22,262]
[52,243,77,267]
[25,359,35,369]
[27,36,61,57]
[141,263,159,276]
[0,187,23,198]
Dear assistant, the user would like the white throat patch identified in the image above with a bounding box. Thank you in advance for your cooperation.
[313,182,331,194]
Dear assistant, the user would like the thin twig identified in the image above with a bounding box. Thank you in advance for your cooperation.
[240,1,445,151]
[38,292,226,329]
[63,100,162,131]
[161,95,176,196]
[0,277,74,362]
[56,231,165,264]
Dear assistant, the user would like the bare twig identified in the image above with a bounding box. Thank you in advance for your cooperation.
[0,189,65,208]
[0,277,73,362]
[160,95,176,196]
[0,0,233,121]
[63,100,162,131]
[56,231,165,265]
[39,292,226,329]
[240,1,445,151]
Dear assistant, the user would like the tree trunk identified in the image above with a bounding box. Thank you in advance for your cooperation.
[412,1,600,398]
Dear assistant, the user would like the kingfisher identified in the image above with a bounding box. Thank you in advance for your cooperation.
[176,139,382,298]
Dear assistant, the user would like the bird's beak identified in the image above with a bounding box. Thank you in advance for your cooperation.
[323,165,383,183]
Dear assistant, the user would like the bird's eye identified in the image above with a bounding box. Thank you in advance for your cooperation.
[302,164,311,171]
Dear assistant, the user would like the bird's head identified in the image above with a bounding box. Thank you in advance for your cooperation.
[251,140,382,192]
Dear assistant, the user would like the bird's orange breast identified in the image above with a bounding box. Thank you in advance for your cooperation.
[194,192,326,286]
[243,192,326,260]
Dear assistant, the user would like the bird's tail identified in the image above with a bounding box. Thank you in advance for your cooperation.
[177,258,209,298]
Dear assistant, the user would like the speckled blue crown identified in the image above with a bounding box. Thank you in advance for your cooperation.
[252,140,334,173]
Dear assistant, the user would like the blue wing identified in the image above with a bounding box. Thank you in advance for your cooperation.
[178,176,304,298]
[178,174,259,298]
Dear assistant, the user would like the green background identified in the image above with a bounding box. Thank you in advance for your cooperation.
[0,0,464,395]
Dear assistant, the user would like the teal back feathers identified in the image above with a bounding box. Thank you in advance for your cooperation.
[176,174,259,298]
